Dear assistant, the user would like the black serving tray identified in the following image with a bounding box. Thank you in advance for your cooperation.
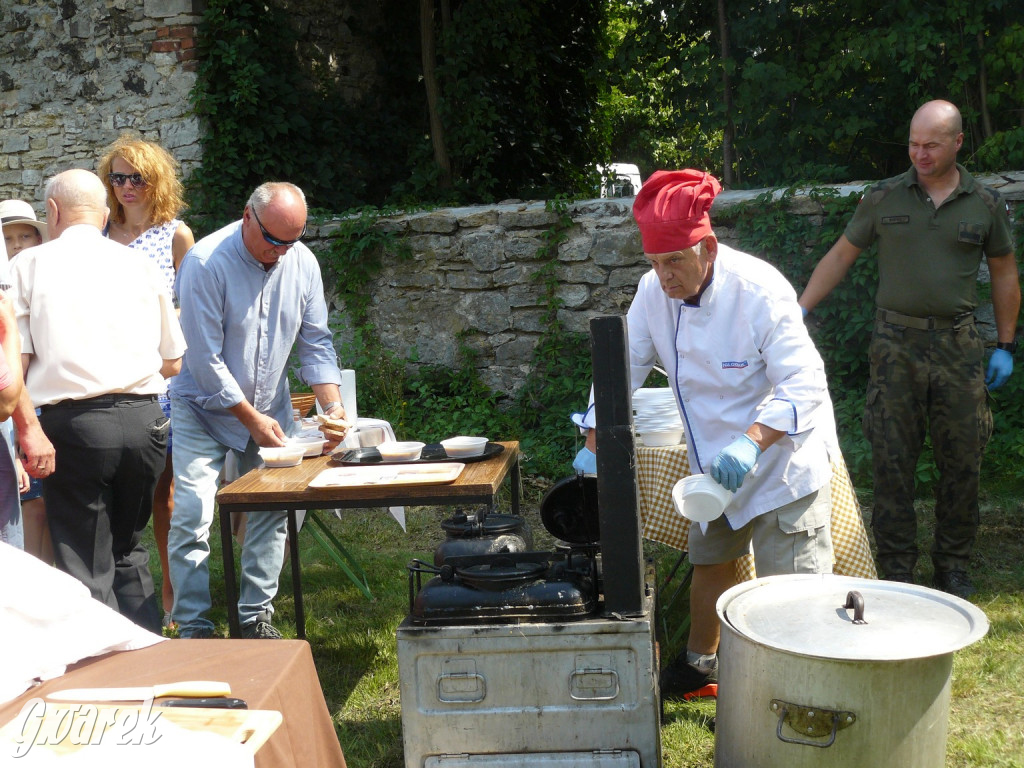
[331,442,504,466]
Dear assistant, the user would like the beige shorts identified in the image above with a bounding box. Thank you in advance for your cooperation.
[687,481,833,575]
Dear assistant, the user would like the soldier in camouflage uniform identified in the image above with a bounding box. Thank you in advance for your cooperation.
[799,100,1020,599]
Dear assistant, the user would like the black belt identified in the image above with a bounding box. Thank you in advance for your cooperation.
[875,309,974,331]
[40,393,158,412]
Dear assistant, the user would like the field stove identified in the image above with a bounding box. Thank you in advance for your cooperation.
[397,318,662,768]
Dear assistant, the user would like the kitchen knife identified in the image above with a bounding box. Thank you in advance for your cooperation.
[46,680,231,702]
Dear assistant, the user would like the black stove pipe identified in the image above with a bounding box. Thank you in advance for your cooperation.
[589,316,646,616]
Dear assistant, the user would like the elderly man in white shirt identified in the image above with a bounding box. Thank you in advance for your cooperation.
[576,169,838,698]
[10,169,186,632]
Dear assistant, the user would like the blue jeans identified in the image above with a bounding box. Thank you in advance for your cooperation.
[0,419,23,549]
[168,395,288,636]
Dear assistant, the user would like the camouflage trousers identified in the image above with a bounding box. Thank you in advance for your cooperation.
[862,318,992,576]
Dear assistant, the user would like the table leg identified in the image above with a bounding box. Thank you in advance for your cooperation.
[220,508,241,638]
[511,455,521,516]
[288,510,305,640]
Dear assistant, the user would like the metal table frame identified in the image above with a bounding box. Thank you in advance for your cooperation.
[215,441,521,639]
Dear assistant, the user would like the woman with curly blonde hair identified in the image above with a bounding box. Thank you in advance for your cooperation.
[98,132,194,630]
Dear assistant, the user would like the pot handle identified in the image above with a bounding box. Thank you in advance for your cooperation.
[843,590,867,624]
[771,699,857,748]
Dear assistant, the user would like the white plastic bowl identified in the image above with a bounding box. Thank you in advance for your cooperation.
[376,441,426,462]
[259,445,306,468]
[672,473,733,522]
[440,436,489,458]
[288,435,327,458]
[639,428,684,447]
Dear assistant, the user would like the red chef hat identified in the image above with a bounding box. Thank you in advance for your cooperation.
[632,169,722,253]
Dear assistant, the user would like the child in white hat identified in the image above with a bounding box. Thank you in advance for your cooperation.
[1,199,48,261]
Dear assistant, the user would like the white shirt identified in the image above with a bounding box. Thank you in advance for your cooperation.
[583,243,837,529]
[11,225,186,407]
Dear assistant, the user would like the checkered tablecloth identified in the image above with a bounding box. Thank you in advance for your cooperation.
[635,443,877,581]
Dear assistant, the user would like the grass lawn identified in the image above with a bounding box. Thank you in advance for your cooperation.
[153,477,1024,767]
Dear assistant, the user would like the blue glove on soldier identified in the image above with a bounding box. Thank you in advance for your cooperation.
[985,348,1013,390]
[710,434,762,491]
[573,446,597,475]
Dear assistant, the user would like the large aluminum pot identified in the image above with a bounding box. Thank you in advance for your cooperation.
[715,574,989,768]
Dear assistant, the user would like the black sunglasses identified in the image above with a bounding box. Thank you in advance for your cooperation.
[252,207,305,247]
[108,172,147,188]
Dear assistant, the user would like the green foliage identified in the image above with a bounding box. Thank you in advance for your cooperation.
[609,0,1024,185]
[186,0,424,229]
[732,192,1024,491]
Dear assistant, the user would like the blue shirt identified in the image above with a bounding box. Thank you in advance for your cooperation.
[170,220,341,451]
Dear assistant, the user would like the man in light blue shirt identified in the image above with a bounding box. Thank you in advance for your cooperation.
[168,181,346,639]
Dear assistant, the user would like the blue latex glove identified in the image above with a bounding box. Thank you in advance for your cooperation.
[986,348,1013,390]
[573,446,597,475]
[710,435,762,491]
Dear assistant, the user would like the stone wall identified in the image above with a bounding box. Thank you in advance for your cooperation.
[0,0,203,212]
[307,175,1024,397]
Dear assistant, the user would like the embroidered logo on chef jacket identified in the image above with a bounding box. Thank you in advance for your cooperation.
[722,360,748,369]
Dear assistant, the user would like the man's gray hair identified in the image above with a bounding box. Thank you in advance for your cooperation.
[247,182,307,215]
[45,169,107,211]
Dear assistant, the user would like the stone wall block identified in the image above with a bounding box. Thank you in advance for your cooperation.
[502,233,545,261]
[556,284,590,309]
[609,266,650,289]
[457,292,511,334]
[511,309,548,334]
[492,263,531,287]
[464,234,506,272]
[507,283,543,308]
[559,263,609,285]
[593,229,642,266]
[497,206,559,229]
[558,232,593,262]
[447,270,493,290]
[408,211,458,234]
[452,207,500,227]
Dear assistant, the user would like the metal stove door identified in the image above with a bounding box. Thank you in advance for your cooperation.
[425,751,641,767]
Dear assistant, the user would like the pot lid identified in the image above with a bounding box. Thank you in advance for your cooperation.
[539,475,600,544]
[718,574,989,661]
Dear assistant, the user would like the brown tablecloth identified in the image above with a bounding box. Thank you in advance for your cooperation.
[0,640,346,768]
[635,443,877,580]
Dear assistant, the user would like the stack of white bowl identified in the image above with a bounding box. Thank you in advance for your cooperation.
[632,388,685,446]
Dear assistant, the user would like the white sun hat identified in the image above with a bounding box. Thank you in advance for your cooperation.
[0,199,48,242]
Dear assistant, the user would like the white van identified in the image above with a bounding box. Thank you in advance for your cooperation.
[599,163,643,198]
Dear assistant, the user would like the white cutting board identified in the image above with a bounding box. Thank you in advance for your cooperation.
[309,463,464,488]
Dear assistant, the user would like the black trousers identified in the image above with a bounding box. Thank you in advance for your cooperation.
[40,396,168,633]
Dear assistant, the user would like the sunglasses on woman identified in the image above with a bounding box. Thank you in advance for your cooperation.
[108,172,148,188]
[252,207,305,247]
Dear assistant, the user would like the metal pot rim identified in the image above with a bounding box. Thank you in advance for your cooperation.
[717,574,989,661]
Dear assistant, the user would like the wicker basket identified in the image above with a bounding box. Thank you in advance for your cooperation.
[290,392,318,418]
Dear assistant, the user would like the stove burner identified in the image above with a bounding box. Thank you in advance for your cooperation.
[407,551,598,625]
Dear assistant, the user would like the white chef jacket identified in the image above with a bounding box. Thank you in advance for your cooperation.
[580,243,837,529]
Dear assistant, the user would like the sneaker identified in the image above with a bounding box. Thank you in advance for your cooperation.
[933,570,975,599]
[242,619,283,640]
[660,655,715,699]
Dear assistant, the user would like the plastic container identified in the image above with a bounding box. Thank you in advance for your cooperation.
[440,436,489,458]
[289,436,327,458]
[259,445,306,468]
[672,473,733,522]
[639,428,684,447]
[376,441,426,462]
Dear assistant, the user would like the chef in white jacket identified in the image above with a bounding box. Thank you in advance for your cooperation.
[575,169,838,698]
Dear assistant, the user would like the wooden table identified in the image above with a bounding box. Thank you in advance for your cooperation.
[216,441,521,639]
[0,640,346,767]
